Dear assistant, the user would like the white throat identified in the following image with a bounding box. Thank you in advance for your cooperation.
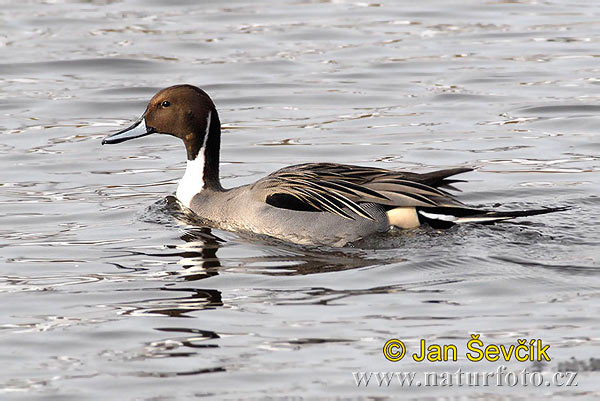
[176,111,212,207]
[176,154,205,207]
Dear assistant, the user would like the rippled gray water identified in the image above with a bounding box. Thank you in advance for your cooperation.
[1,0,599,399]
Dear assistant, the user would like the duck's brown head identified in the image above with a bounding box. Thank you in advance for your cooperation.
[102,84,221,162]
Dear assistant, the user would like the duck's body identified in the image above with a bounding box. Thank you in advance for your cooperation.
[188,185,388,246]
[103,84,566,247]
[185,162,471,246]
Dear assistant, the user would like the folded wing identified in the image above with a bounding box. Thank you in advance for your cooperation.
[251,163,471,220]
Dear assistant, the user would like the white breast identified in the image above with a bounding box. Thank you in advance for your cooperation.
[175,111,212,207]
[176,155,205,207]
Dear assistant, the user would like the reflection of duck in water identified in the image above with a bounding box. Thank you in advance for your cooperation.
[108,195,403,321]
[104,85,567,247]
[107,198,223,317]
[108,195,391,319]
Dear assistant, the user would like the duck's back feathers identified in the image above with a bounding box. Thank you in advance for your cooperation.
[252,163,471,220]
[251,163,568,230]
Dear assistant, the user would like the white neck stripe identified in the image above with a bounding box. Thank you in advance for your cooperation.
[175,111,213,207]
[177,153,205,207]
[202,111,211,149]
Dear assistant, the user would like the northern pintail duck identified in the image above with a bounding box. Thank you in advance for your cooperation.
[103,84,566,247]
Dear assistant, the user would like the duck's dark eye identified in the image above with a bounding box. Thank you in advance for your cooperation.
[161,100,171,108]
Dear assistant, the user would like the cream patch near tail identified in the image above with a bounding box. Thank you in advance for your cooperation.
[386,207,420,228]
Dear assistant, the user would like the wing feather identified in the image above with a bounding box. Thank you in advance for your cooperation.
[253,163,469,220]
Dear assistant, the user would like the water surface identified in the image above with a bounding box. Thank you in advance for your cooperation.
[1,0,599,399]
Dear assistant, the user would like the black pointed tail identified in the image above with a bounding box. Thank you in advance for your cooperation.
[452,206,570,224]
[418,206,569,227]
